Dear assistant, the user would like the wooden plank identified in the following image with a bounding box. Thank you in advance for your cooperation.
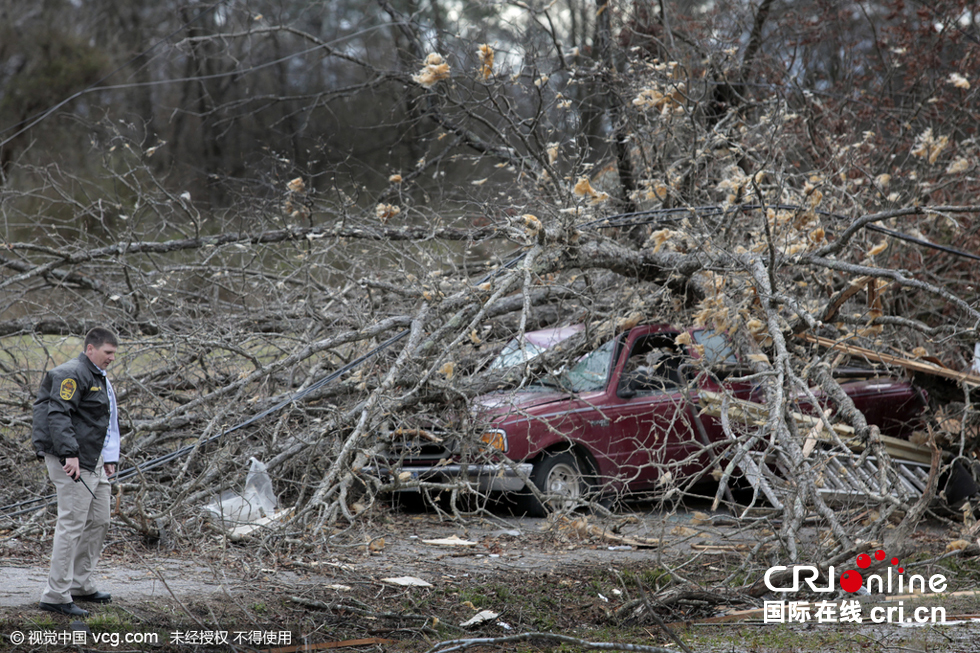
[799,333,980,388]
[801,409,832,458]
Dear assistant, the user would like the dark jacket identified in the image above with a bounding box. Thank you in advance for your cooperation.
[33,353,111,473]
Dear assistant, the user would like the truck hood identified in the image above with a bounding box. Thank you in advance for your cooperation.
[474,388,572,416]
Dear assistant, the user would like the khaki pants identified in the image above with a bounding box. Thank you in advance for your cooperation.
[41,454,111,604]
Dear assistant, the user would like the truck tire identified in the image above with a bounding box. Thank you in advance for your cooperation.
[519,451,586,517]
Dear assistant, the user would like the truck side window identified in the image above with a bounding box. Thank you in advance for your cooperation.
[620,337,682,395]
[692,330,738,366]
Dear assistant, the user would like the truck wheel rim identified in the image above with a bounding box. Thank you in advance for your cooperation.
[545,462,582,509]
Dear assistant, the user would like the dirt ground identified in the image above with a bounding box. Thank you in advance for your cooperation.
[2,500,979,652]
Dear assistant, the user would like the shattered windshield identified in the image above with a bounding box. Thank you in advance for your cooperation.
[488,338,548,370]
[488,326,584,370]
[531,339,615,393]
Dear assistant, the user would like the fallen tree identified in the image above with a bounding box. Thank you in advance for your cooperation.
[1,0,979,602]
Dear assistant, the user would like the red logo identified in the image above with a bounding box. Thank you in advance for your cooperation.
[840,550,903,593]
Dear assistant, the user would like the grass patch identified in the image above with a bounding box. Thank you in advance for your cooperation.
[86,608,134,629]
[619,566,672,591]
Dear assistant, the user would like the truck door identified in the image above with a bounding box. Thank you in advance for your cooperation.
[600,331,696,491]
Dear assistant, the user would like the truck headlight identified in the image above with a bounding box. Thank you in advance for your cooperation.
[479,428,508,453]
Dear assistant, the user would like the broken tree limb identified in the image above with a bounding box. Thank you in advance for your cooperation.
[707,388,784,513]
[424,632,684,653]
[264,638,397,653]
[561,516,663,548]
[818,276,884,324]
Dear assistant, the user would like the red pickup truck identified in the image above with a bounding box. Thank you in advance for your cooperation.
[375,325,927,515]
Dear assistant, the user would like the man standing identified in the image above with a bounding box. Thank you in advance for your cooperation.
[32,327,120,617]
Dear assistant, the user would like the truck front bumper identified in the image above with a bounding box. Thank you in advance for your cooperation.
[366,462,534,493]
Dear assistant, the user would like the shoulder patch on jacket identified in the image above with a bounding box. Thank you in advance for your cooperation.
[60,378,77,401]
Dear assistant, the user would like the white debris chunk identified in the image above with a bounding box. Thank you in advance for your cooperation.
[422,535,478,547]
[382,576,433,587]
[460,610,499,627]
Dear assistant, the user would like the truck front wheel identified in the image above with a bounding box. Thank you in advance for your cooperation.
[519,451,586,517]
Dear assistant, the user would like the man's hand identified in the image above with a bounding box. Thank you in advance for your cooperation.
[62,457,80,480]
[104,463,116,478]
